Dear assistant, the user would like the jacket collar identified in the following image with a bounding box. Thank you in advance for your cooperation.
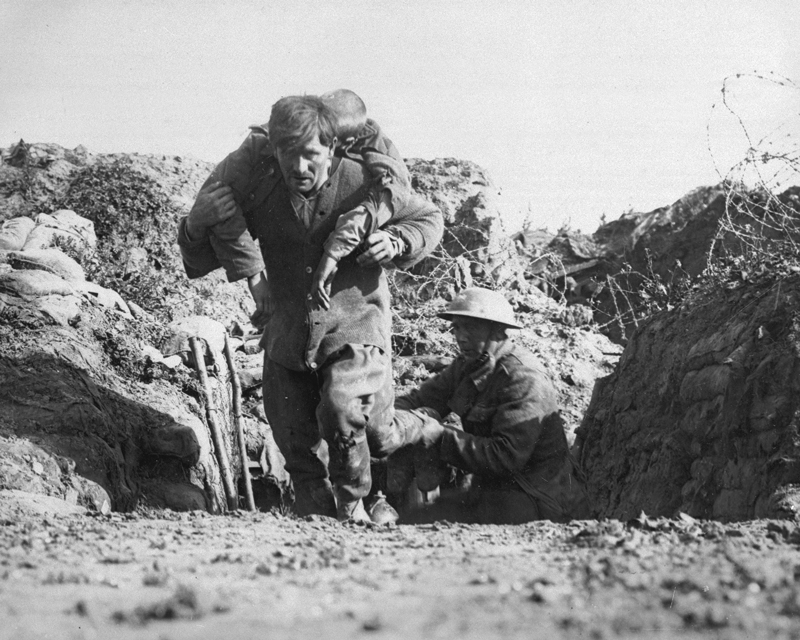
[466,340,514,391]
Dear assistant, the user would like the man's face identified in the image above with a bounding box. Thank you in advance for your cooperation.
[451,316,494,361]
[275,134,336,196]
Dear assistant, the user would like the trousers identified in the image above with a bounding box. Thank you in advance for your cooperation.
[263,344,414,503]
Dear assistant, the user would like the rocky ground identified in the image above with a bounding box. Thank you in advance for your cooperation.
[3,500,800,640]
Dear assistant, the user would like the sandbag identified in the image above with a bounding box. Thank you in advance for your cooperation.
[8,248,85,282]
[0,217,36,251]
[35,294,82,326]
[0,270,75,298]
[22,210,97,253]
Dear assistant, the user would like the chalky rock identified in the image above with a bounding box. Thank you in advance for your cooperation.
[578,277,800,521]
[140,480,208,512]
[239,367,263,390]
[0,489,87,518]
[76,281,132,316]
[145,424,203,465]
[35,294,82,326]
[162,315,227,364]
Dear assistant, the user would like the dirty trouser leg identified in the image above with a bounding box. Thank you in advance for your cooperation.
[317,344,407,505]
[262,356,332,507]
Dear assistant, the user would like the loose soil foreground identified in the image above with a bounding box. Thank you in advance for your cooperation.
[2,504,800,640]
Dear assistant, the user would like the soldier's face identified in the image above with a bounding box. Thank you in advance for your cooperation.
[451,317,494,361]
[276,134,336,196]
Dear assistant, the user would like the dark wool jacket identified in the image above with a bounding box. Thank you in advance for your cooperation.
[395,342,570,490]
[178,148,442,372]
[188,121,411,283]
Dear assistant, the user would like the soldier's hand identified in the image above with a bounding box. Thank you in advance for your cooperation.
[186,182,238,240]
[247,271,272,329]
[356,230,397,267]
[311,254,338,310]
[212,211,249,241]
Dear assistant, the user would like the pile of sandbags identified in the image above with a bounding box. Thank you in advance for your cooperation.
[0,209,134,325]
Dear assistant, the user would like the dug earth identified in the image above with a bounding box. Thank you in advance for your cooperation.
[2,503,800,639]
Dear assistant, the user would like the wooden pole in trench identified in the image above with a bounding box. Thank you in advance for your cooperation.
[223,333,256,511]
[189,336,238,511]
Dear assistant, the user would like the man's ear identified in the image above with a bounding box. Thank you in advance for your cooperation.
[329,137,338,155]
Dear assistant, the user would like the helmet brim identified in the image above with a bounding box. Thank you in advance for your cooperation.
[437,310,522,330]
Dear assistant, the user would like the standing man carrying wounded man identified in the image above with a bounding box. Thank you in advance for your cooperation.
[177,94,443,523]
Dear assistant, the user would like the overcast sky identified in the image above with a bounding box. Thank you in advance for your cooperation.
[1,0,798,232]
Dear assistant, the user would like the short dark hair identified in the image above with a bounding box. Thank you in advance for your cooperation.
[268,95,337,152]
[321,89,368,140]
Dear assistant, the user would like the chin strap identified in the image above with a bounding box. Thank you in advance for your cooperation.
[469,323,503,383]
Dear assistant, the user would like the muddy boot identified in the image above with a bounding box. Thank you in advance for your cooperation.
[293,480,337,518]
[336,497,371,524]
[365,491,399,525]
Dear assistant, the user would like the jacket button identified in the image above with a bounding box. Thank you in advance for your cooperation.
[310,362,317,369]
[249,194,255,200]
[305,266,312,274]
[306,293,313,301]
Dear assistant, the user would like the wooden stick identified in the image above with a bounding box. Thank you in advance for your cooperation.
[189,336,238,511]
[224,333,256,511]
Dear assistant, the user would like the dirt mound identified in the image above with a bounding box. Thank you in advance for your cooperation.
[514,183,800,344]
[577,271,800,521]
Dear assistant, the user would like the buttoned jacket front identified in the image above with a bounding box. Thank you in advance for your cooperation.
[178,140,443,372]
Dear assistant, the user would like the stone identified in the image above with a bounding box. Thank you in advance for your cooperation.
[239,367,263,390]
[146,424,202,465]
[243,338,263,355]
[141,480,208,512]
[0,489,87,518]
[76,281,132,316]
[122,246,148,274]
[162,316,227,364]
[127,300,151,320]
[36,294,82,326]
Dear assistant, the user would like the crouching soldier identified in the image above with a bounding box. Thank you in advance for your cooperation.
[389,288,591,524]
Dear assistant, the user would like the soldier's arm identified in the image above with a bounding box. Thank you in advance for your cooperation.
[439,365,558,476]
[181,132,268,282]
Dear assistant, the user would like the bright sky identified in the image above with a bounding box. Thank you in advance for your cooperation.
[1,0,798,232]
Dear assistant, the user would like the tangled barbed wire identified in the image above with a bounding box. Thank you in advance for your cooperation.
[707,72,800,274]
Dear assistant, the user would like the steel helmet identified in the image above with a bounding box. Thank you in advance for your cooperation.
[437,287,522,329]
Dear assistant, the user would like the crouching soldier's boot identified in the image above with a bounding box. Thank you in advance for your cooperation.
[365,491,399,525]
[293,479,337,518]
[335,494,371,523]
